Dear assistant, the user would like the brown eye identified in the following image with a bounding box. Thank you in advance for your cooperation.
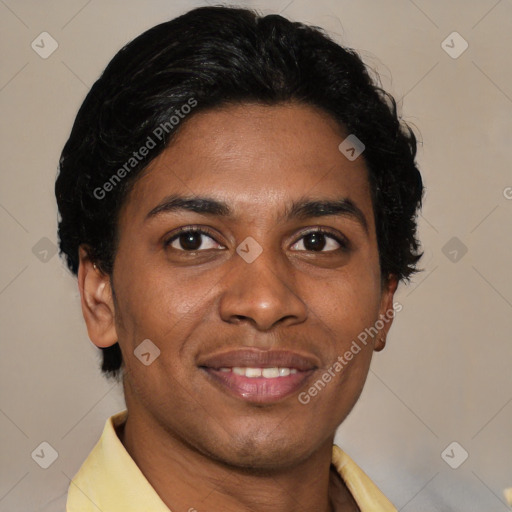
[165,227,225,251]
[291,229,348,252]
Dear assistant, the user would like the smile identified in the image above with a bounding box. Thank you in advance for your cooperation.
[198,348,319,403]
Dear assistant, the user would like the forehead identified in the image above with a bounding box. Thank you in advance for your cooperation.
[120,102,374,229]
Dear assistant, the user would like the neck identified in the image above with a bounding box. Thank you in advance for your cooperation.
[116,409,359,512]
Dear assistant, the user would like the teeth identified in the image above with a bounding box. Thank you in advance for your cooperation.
[225,367,299,378]
[245,367,262,378]
[262,367,280,378]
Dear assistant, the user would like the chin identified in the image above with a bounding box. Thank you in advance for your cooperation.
[204,430,316,473]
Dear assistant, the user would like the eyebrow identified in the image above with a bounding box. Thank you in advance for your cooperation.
[145,194,369,234]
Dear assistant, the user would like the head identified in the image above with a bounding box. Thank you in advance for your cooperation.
[56,6,423,469]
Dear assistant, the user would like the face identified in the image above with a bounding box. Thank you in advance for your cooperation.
[80,102,397,470]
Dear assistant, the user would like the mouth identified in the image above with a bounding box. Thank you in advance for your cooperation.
[198,349,318,404]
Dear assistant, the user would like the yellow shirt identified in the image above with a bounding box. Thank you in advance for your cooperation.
[66,410,397,511]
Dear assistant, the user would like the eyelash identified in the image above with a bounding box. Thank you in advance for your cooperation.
[163,226,349,252]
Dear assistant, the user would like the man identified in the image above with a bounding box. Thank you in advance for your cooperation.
[56,5,424,511]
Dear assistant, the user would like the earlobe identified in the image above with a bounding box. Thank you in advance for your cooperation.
[374,336,386,352]
[374,274,399,352]
[77,246,118,348]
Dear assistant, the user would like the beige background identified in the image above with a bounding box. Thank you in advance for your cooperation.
[1,1,511,510]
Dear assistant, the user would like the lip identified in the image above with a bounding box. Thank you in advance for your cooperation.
[198,348,320,371]
[198,348,319,404]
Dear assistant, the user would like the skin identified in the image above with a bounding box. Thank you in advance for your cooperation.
[78,102,398,512]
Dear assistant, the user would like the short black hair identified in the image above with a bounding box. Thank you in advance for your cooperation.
[55,5,424,380]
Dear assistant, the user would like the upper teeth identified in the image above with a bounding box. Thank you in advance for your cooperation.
[219,367,298,378]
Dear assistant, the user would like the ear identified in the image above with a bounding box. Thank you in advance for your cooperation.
[77,246,118,348]
[374,274,399,352]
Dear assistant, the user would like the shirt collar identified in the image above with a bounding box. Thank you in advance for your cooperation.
[67,409,396,512]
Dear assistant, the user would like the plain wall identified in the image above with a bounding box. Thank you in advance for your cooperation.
[0,1,511,511]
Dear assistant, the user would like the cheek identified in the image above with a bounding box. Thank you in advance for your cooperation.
[115,266,194,334]
[316,271,381,341]
[323,272,381,401]
[113,267,214,384]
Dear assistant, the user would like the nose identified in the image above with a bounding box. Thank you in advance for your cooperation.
[218,244,308,331]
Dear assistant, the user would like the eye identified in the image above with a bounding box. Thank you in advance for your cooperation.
[164,227,348,253]
[164,227,225,251]
[290,228,348,252]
